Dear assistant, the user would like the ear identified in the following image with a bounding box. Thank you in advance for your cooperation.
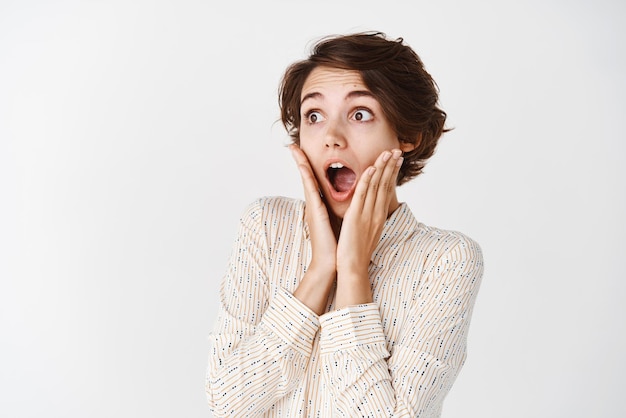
[399,133,421,152]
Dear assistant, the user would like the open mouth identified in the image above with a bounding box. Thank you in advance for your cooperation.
[327,162,356,193]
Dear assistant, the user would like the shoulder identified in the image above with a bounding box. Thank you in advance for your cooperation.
[240,196,305,228]
[394,204,483,282]
[417,223,482,260]
[395,204,482,261]
[414,222,484,284]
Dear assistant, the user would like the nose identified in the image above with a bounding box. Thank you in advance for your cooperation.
[324,118,347,149]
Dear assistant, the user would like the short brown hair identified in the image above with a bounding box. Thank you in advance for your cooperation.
[279,31,448,185]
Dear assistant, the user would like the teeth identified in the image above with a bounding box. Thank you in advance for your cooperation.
[329,162,344,169]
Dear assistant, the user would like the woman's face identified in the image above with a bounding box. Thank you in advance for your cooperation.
[299,66,412,219]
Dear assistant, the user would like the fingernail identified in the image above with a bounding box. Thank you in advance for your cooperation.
[367,166,376,175]
[392,149,402,159]
[382,151,392,162]
[396,157,404,167]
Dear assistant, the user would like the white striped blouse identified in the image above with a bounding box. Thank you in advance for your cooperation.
[206,196,483,417]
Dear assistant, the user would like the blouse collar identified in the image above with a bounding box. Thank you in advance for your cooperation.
[370,202,419,264]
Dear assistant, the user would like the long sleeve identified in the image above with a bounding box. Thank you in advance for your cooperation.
[318,235,484,417]
[205,200,320,417]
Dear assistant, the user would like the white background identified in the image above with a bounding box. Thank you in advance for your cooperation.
[1,1,625,417]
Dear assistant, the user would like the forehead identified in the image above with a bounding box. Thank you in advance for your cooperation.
[301,67,368,99]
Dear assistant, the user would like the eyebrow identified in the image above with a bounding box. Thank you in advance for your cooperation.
[300,90,374,106]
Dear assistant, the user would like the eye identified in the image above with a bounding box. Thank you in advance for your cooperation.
[353,108,373,122]
[304,110,325,124]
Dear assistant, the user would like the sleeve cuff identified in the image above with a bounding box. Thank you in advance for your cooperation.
[259,286,320,355]
[319,303,388,356]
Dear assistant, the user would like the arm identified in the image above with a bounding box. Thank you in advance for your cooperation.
[290,144,339,315]
[205,200,320,417]
[319,237,484,416]
[334,149,403,309]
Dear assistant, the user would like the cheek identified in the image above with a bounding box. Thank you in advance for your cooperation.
[297,130,311,150]
[298,145,320,172]
[298,142,313,160]
[298,135,319,160]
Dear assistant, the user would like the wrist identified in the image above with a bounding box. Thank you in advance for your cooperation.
[335,268,372,309]
[294,266,336,316]
[308,257,336,280]
[336,261,369,282]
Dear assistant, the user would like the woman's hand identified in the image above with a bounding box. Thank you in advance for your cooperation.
[290,144,338,315]
[334,149,403,309]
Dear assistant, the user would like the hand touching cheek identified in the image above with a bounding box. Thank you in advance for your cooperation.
[290,145,338,315]
[334,149,403,309]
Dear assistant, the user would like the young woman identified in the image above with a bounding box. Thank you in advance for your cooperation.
[206,31,484,417]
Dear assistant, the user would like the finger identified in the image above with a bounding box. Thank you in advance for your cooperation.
[360,149,402,220]
[348,150,388,217]
[290,146,318,194]
[290,145,325,210]
[349,148,390,214]
[361,149,395,215]
[349,165,377,213]
[374,149,403,209]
